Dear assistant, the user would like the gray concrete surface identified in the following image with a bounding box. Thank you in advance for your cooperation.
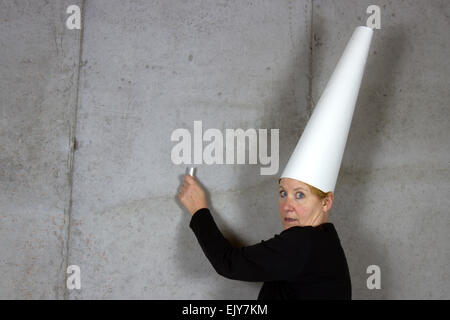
[0,0,82,299]
[0,0,448,299]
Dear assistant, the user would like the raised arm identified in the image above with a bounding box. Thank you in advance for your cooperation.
[189,208,312,282]
[177,174,312,282]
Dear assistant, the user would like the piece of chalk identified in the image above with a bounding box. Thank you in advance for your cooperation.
[188,167,195,177]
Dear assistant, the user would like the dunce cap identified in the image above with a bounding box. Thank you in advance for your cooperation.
[280,26,374,193]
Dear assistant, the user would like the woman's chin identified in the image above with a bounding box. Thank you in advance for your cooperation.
[282,220,300,229]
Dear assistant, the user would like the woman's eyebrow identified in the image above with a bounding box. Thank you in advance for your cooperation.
[279,186,307,191]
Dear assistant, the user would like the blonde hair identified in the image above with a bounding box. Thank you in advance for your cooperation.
[305,182,332,200]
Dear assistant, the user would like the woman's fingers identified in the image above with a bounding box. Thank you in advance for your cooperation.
[179,178,194,197]
[178,174,208,215]
[184,174,195,185]
[178,184,186,198]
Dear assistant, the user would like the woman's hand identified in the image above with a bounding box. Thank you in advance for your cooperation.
[178,174,208,215]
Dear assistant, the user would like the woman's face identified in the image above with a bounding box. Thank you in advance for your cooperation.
[278,178,332,229]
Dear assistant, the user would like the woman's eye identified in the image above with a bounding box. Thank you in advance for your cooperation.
[279,191,286,197]
[296,192,304,199]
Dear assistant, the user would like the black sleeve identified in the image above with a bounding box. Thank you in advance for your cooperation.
[189,208,312,282]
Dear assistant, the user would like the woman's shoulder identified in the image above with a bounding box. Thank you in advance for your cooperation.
[280,223,338,243]
[278,223,340,251]
[281,222,335,234]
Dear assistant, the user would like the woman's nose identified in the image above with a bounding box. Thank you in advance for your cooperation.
[283,196,295,211]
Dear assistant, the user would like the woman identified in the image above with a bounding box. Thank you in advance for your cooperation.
[177,174,351,300]
[176,26,374,300]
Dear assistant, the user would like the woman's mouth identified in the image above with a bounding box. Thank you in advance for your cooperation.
[284,218,297,223]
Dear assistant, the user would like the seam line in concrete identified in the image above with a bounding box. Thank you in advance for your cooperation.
[64,0,86,300]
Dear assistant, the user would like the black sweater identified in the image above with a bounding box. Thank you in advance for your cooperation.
[189,208,351,300]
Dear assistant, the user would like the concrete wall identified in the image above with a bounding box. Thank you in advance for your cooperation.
[1,0,448,299]
[0,0,82,299]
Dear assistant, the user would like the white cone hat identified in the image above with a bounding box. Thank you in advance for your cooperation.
[280,26,373,193]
